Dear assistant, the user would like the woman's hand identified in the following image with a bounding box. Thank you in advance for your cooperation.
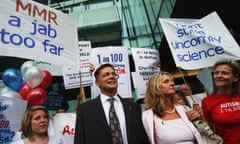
[186,110,201,121]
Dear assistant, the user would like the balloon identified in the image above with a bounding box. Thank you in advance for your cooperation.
[2,68,23,91]
[20,61,37,75]
[26,88,47,106]
[0,87,9,94]
[38,70,52,88]
[19,83,32,100]
[0,80,6,89]
[0,87,21,99]
[23,66,43,88]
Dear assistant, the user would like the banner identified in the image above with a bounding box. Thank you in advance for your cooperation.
[0,0,79,68]
[196,68,214,94]
[49,113,76,144]
[91,46,132,98]
[160,11,240,70]
[131,48,160,99]
[0,96,27,143]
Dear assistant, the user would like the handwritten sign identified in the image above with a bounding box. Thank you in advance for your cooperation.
[160,11,240,70]
[131,48,160,99]
[62,41,93,89]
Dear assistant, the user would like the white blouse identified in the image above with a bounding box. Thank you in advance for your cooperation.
[12,136,64,144]
[154,115,195,144]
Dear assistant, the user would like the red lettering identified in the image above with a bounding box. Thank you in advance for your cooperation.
[115,68,126,74]
[62,125,75,135]
[33,5,47,22]
[62,125,71,135]
[0,120,9,128]
[16,0,58,26]
[16,0,31,15]
[48,11,58,26]
[71,128,75,135]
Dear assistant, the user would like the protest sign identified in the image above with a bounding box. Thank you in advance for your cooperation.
[91,46,132,98]
[160,11,240,70]
[0,0,79,68]
[0,96,27,143]
[62,41,93,89]
[131,48,160,99]
[49,113,76,144]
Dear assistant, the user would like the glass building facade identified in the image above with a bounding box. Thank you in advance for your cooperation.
[37,0,176,52]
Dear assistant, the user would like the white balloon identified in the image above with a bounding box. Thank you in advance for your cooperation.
[0,87,9,94]
[0,88,21,99]
[0,80,6,89]
[23,66,43,88]
[20,61,37,76]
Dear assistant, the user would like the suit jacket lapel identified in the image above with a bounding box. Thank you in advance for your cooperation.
[92,96,112,136]
[121,98,133,140]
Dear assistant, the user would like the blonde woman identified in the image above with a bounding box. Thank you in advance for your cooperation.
[142,72,202,144]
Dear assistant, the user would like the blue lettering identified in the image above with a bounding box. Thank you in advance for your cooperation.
[43,39,64,56]
[177,29,185,37]
[10,34,22,45]
[215,46,224,54]
[24,37,35,48]
[8,15,21,28]
[30,20,57,38]
[191,52,199,60]
[172,36,218,49]
[176,46,225,62]
[0,28,35,48]
[176,23,205,37]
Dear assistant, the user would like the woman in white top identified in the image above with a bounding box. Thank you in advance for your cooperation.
[142,72,202,144]
[12,106,64,144]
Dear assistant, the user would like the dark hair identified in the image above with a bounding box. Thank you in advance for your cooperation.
[94,63,115,80]
[60,101,69,111]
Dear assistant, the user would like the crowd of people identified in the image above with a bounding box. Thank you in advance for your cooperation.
[12,59,240,144]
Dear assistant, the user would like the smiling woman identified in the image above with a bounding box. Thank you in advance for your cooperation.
[12,105,64,144]
[202,59,240,144]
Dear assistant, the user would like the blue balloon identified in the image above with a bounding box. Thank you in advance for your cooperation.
[2,68,23,92]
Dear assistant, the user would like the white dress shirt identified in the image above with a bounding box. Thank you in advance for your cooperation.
[100,94,128,144]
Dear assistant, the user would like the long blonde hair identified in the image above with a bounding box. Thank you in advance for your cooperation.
[144,72,175,117]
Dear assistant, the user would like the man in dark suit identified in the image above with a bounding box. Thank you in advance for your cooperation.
[74,63,150,144]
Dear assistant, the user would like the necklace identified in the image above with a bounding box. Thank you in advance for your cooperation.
[165,107,176,114]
